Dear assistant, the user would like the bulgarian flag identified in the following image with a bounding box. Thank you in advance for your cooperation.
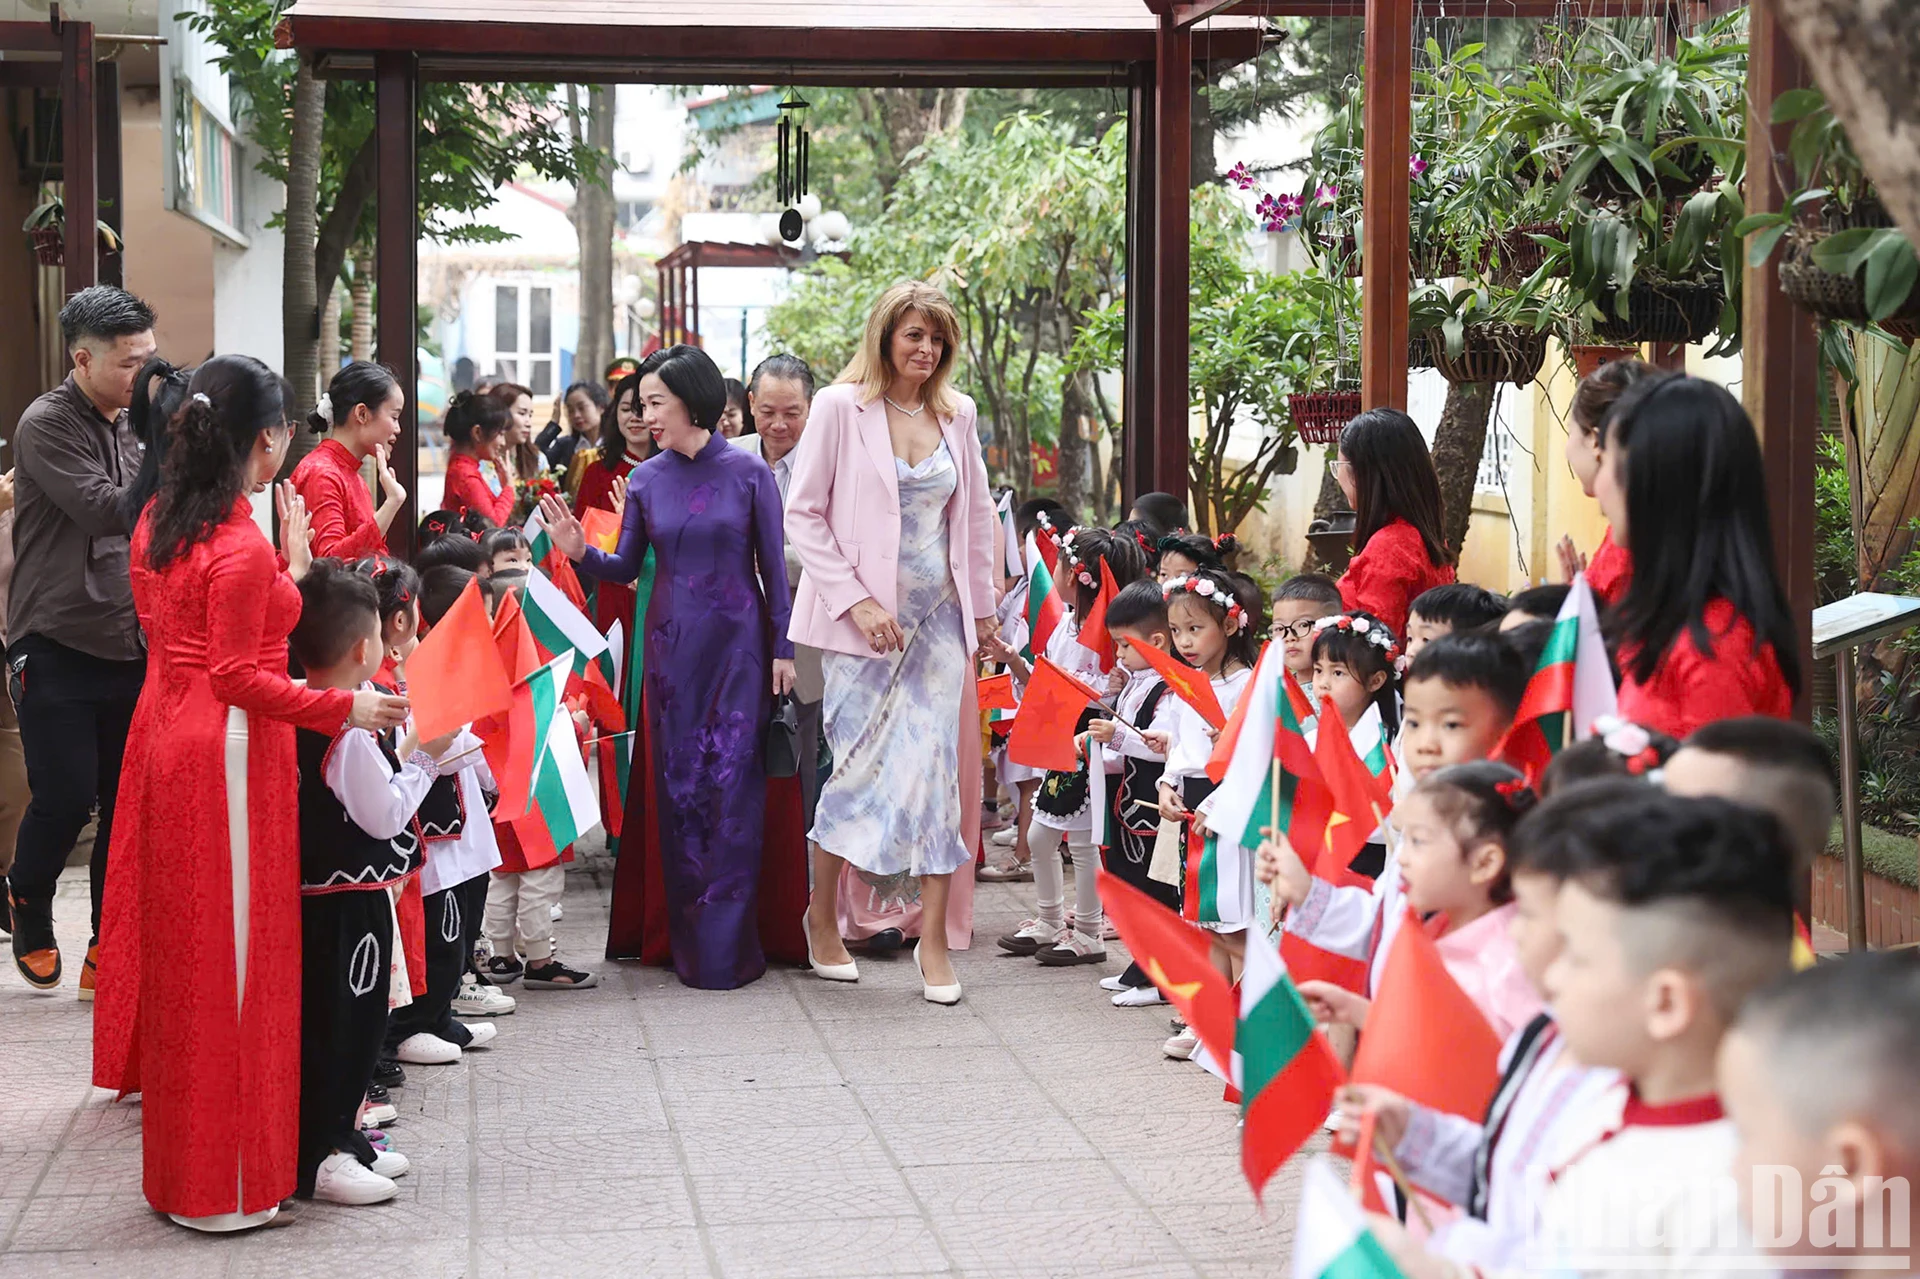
[596,620,629,838]
[522,506,590,613]
[1290,1159,1406,1279]
[1496,573,1617,784]
[1215,656,1333,865]
[1024,532,1065,659]
[998,490,1024,583]
[509,651,602,866]
[521,566,610,675]
[1238,924,1346,1201]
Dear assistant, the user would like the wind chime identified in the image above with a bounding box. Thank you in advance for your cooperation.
[775,90,811,243]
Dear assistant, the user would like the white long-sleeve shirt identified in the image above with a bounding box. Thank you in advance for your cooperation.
[326,729,438,842]
[1162,665,1253,791]
[418,727,502,896]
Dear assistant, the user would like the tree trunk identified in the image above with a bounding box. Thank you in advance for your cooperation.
[1774,0,1920,248]
[867,88,970,197]
[320,280,342,384]
[280,59,325,478]
[573,86,617,382]
[349,247,374,361]
[1057,370,1094,519]
[1430,380,1496,561]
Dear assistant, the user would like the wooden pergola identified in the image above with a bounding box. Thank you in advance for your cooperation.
[279,0,1818,696]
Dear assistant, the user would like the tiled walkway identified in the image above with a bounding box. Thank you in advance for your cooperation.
[0,841,1308,1277]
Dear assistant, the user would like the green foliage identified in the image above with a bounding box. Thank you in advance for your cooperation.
[1816,709,1920,840]
[1815,432,1858,605]
[183,1,593,259]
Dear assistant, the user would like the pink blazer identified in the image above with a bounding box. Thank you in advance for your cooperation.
[785,382,996,659]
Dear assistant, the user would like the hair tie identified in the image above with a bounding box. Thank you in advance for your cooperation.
[1494,775,1529,800]
[192,392,211,406]
[395,588,413,604]
[315,392,335,426]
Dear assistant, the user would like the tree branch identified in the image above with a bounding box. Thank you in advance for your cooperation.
[314,129,378,301]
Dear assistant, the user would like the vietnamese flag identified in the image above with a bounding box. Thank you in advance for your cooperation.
[1314,705,1395,882]
[1351,907,1503,1120]
[1098,871,1238,1068]
[1129,640,1225,729]
[407,578,512,741]
[1347,1110,1394,1216]
[1239,924,1346,1201]
[977,672,1017,712]
[1006,657,1102,771]
[580,506,622,554]
[1076,560,1121,674]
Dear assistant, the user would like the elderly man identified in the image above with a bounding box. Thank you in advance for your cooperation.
[6,286,155,995]
[732,354,822,823]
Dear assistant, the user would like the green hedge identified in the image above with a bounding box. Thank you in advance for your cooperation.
[1823,822,1920,889]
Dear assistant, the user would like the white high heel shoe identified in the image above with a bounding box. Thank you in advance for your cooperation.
[914,943,962,1006]
[804,911,859,983]
[169,1205,279,1233]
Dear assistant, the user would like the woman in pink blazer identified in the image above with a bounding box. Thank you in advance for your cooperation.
[786,280,998,1005]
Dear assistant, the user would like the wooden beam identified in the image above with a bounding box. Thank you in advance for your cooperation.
[0,21,63,53]
[60,18,95,298]
[375,52,420,554]
[96,58,121,290]
[1745,0,1818,721]
[1152,15,1191,498]
[1359,0,1411,411]
[1123,57,1158,505]
[1211,0,1680,13]
[0,63,60,89]
[1171,0,1242,26]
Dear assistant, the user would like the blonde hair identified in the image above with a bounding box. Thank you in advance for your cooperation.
[837,280,964,419]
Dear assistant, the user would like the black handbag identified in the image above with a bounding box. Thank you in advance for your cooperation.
[765,694,802,778]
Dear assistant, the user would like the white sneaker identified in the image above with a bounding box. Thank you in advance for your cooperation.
[1163,1028,1199,1060]
[368,1148,410,1179]
[1113,985,1166,1008]
[996,917,1066,955]
[989,826,1019,848]
[549,902,563,921]
[394,1032,461,1065]
[360,1100,398,1128]
[1098,973,1131,992]
[453,973,516,1017]
[312,1151,397,1205]
[459,1021,497,1050]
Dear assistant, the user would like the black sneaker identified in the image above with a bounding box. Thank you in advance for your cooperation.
[523,958,598,989]
[373,1058,406,1089]
[483,955,524,985]
[366,1082,391,1106]
[8,892,60,990]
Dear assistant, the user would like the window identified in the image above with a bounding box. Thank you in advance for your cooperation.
[494,285,520,354]
[1476,421,1514,494]
[486,281,555,396]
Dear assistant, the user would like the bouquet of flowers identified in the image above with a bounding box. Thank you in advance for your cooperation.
[515,469,563,508]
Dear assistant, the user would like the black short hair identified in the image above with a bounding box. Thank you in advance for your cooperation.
[1539,727,1679,798]
[637,344,729,433]
[1129,492,1188,537]
[1684,717,1834,791]
[1734,952,1920,1149]
[60,285,156,349]
[290,559,381,671]
[1514,782,1796,1017]
[749,353,816,400]
[1157,532,1224,574]
[1106,579,1171,635]
[1165,568,1260,670]
[418,565,478,628]
[349,554,423,628]
[1015,498,1074,544]
[1676,716,1838,868]
[1506,583,1569,622]
[443,389,510,446]
[1411,583,1510,633]
[1311,610,1401,736]
[1273,573,1345,610]
[1405,631,1532,718]
[483,571,528,611]
[1414,760,1536,903]
[481,526,532,564]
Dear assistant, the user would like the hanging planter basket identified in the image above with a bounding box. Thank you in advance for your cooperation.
[1590,279,1725,345]
[1288,390,1363,445]
[1431,323,1550,387]
[1777,234,1920,330]
[1482,223,1566,284]
[1408,332,1435,370]
[29,227,62,267]
[1328,234,1463,280]
[1569,344,1643,379]
[1579,141,1715,205]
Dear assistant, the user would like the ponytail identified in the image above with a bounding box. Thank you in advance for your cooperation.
[119,357,191,531]
[146,355,283,571]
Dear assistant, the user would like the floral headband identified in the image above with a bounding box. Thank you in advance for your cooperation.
[1592,715,1663,776]
[1312,613,1404,668]
[1162,574,1245,624]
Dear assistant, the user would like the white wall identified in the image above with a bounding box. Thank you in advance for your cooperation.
[212,152,285,371]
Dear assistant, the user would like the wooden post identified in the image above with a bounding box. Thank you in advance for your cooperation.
[1152,15,1191,498]
[374,52,419,553]
[60,18,95,298]
[95,58,120,289]
[1746,0,1819,721]
[1360,0,1413,411]
[1123,58,1158,505]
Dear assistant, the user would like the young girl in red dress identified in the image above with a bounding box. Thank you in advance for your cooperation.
[1333,408,1455,639]
[291,360,409,558]
[1597,375,1800,739]
[439,391,515,526]
[572,371,650,633]
[95,355,410,1232]
[1554,357,1660,606]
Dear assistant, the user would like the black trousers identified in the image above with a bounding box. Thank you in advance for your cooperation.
[298,890,391,1195]
[5,635,145,934]
[387,873,487,1049]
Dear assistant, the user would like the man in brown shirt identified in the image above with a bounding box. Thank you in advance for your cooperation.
[6,286,155,994]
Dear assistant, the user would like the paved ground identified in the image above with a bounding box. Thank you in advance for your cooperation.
[0,840,1309,1278]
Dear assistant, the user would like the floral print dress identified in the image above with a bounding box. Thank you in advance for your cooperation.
[813,441,970,888]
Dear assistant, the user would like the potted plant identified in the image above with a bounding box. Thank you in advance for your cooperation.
[22,196,124,268]
[1409,265,1573,388]
[1566,188,1742,350]
[1277,272,1364,445]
